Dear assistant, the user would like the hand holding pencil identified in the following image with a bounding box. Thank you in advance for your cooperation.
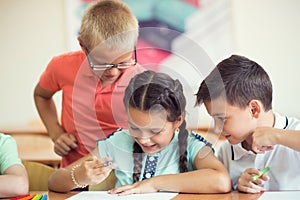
[237,167,270,193]
[70,155,116,187]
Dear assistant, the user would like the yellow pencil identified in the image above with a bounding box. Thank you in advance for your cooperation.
[32,194,43,200]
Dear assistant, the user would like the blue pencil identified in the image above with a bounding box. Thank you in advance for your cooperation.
[41,194,48,200]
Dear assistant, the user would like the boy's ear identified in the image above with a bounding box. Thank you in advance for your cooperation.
[249,100,261,119]
[77,36,83,47]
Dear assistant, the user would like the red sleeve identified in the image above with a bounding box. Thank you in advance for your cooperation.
[39,55,63,92]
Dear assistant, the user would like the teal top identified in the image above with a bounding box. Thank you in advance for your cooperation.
[97,129,213,187]
[0,133,22,174]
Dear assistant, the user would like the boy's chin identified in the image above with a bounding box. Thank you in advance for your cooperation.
[226,138,241,145]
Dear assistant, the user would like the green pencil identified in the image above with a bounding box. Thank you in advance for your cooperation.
[252,166,270,181]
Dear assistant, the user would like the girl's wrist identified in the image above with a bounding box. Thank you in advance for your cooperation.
[149,176,160,191]
[71,164,88,188]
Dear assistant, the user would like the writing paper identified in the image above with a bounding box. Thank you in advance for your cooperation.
[66,191,178,200]
[259,191,300,200]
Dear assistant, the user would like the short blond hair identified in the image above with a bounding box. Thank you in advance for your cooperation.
[80,0,138,51]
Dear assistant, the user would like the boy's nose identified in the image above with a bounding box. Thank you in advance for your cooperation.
[214,124,223,135]
[107,67,119,72]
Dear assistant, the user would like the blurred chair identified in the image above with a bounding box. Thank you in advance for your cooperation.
[22,160,55,191]
[89,171,116,191]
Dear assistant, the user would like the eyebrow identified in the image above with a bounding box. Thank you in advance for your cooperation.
[211,113,225,116]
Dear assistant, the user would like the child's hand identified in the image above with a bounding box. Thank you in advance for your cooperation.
[54,133,78,156]
[252,127,276,153]
[237,168,269,193]
[108,178,158,196]
[76,157,116,186]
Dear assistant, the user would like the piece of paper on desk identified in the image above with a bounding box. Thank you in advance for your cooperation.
[66,191,178,200]
[259,191,300,200]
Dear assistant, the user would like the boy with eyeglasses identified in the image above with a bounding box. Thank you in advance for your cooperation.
[34,0,145,170]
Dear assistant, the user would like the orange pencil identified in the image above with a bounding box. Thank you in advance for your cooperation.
[18,194,36,200]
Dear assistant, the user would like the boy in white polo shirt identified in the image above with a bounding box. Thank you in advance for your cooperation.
[195,55,300,193]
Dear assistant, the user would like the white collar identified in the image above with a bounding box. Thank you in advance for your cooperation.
[273,112,288,129]
[231,143,255,161]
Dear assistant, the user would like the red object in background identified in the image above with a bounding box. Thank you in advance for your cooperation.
[182,0,201,8]
[81,0,95,3]
[136,39,171,72]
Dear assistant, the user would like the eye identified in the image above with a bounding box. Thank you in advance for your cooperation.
[214,116,226,123]
[130,126,139,131]
[151,130,161,135]
[218,117,227,122]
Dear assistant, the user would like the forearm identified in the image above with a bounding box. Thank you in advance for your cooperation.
[34,95,64,141]
[151,169,231,193]
[276,129,300,151]
[48,168,77,192]
[0,175,28,198]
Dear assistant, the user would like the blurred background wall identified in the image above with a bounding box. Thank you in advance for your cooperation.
[0,0,299,129]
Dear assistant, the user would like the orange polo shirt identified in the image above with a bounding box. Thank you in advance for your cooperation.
[39,50,145,167]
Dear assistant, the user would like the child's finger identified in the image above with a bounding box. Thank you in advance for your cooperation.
[240,184,263,194]
[109,184,134,195]
[252,177,265,185]
[245,168,261,175]
[260,174,270,181]
[67,134,78,149]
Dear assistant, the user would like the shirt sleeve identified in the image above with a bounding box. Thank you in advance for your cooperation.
[39,56,61,92]
[187,132,214,170]
[0,134,22,174]
[96,129,134,159]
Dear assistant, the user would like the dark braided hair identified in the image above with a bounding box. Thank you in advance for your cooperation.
[178,120,188,173]
[124,71,188,182]
[132,142,143,183]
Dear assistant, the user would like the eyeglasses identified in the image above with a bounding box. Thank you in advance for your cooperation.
[83,47,137,71]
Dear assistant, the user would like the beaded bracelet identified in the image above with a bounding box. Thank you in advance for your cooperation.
[70,164,88,188]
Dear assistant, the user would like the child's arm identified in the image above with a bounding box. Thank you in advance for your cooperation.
[252,127,300,153]
[0,165,28,198]
[34,83,78,156]
[48,149,116,192]
[109,146,231,195]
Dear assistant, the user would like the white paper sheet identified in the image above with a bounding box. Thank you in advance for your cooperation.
[66,191,178,200]
[259,191,300,200]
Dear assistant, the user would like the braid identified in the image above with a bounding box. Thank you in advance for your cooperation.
[156,87,182,122]
[132,142,143,183]
[178,120,188,173]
